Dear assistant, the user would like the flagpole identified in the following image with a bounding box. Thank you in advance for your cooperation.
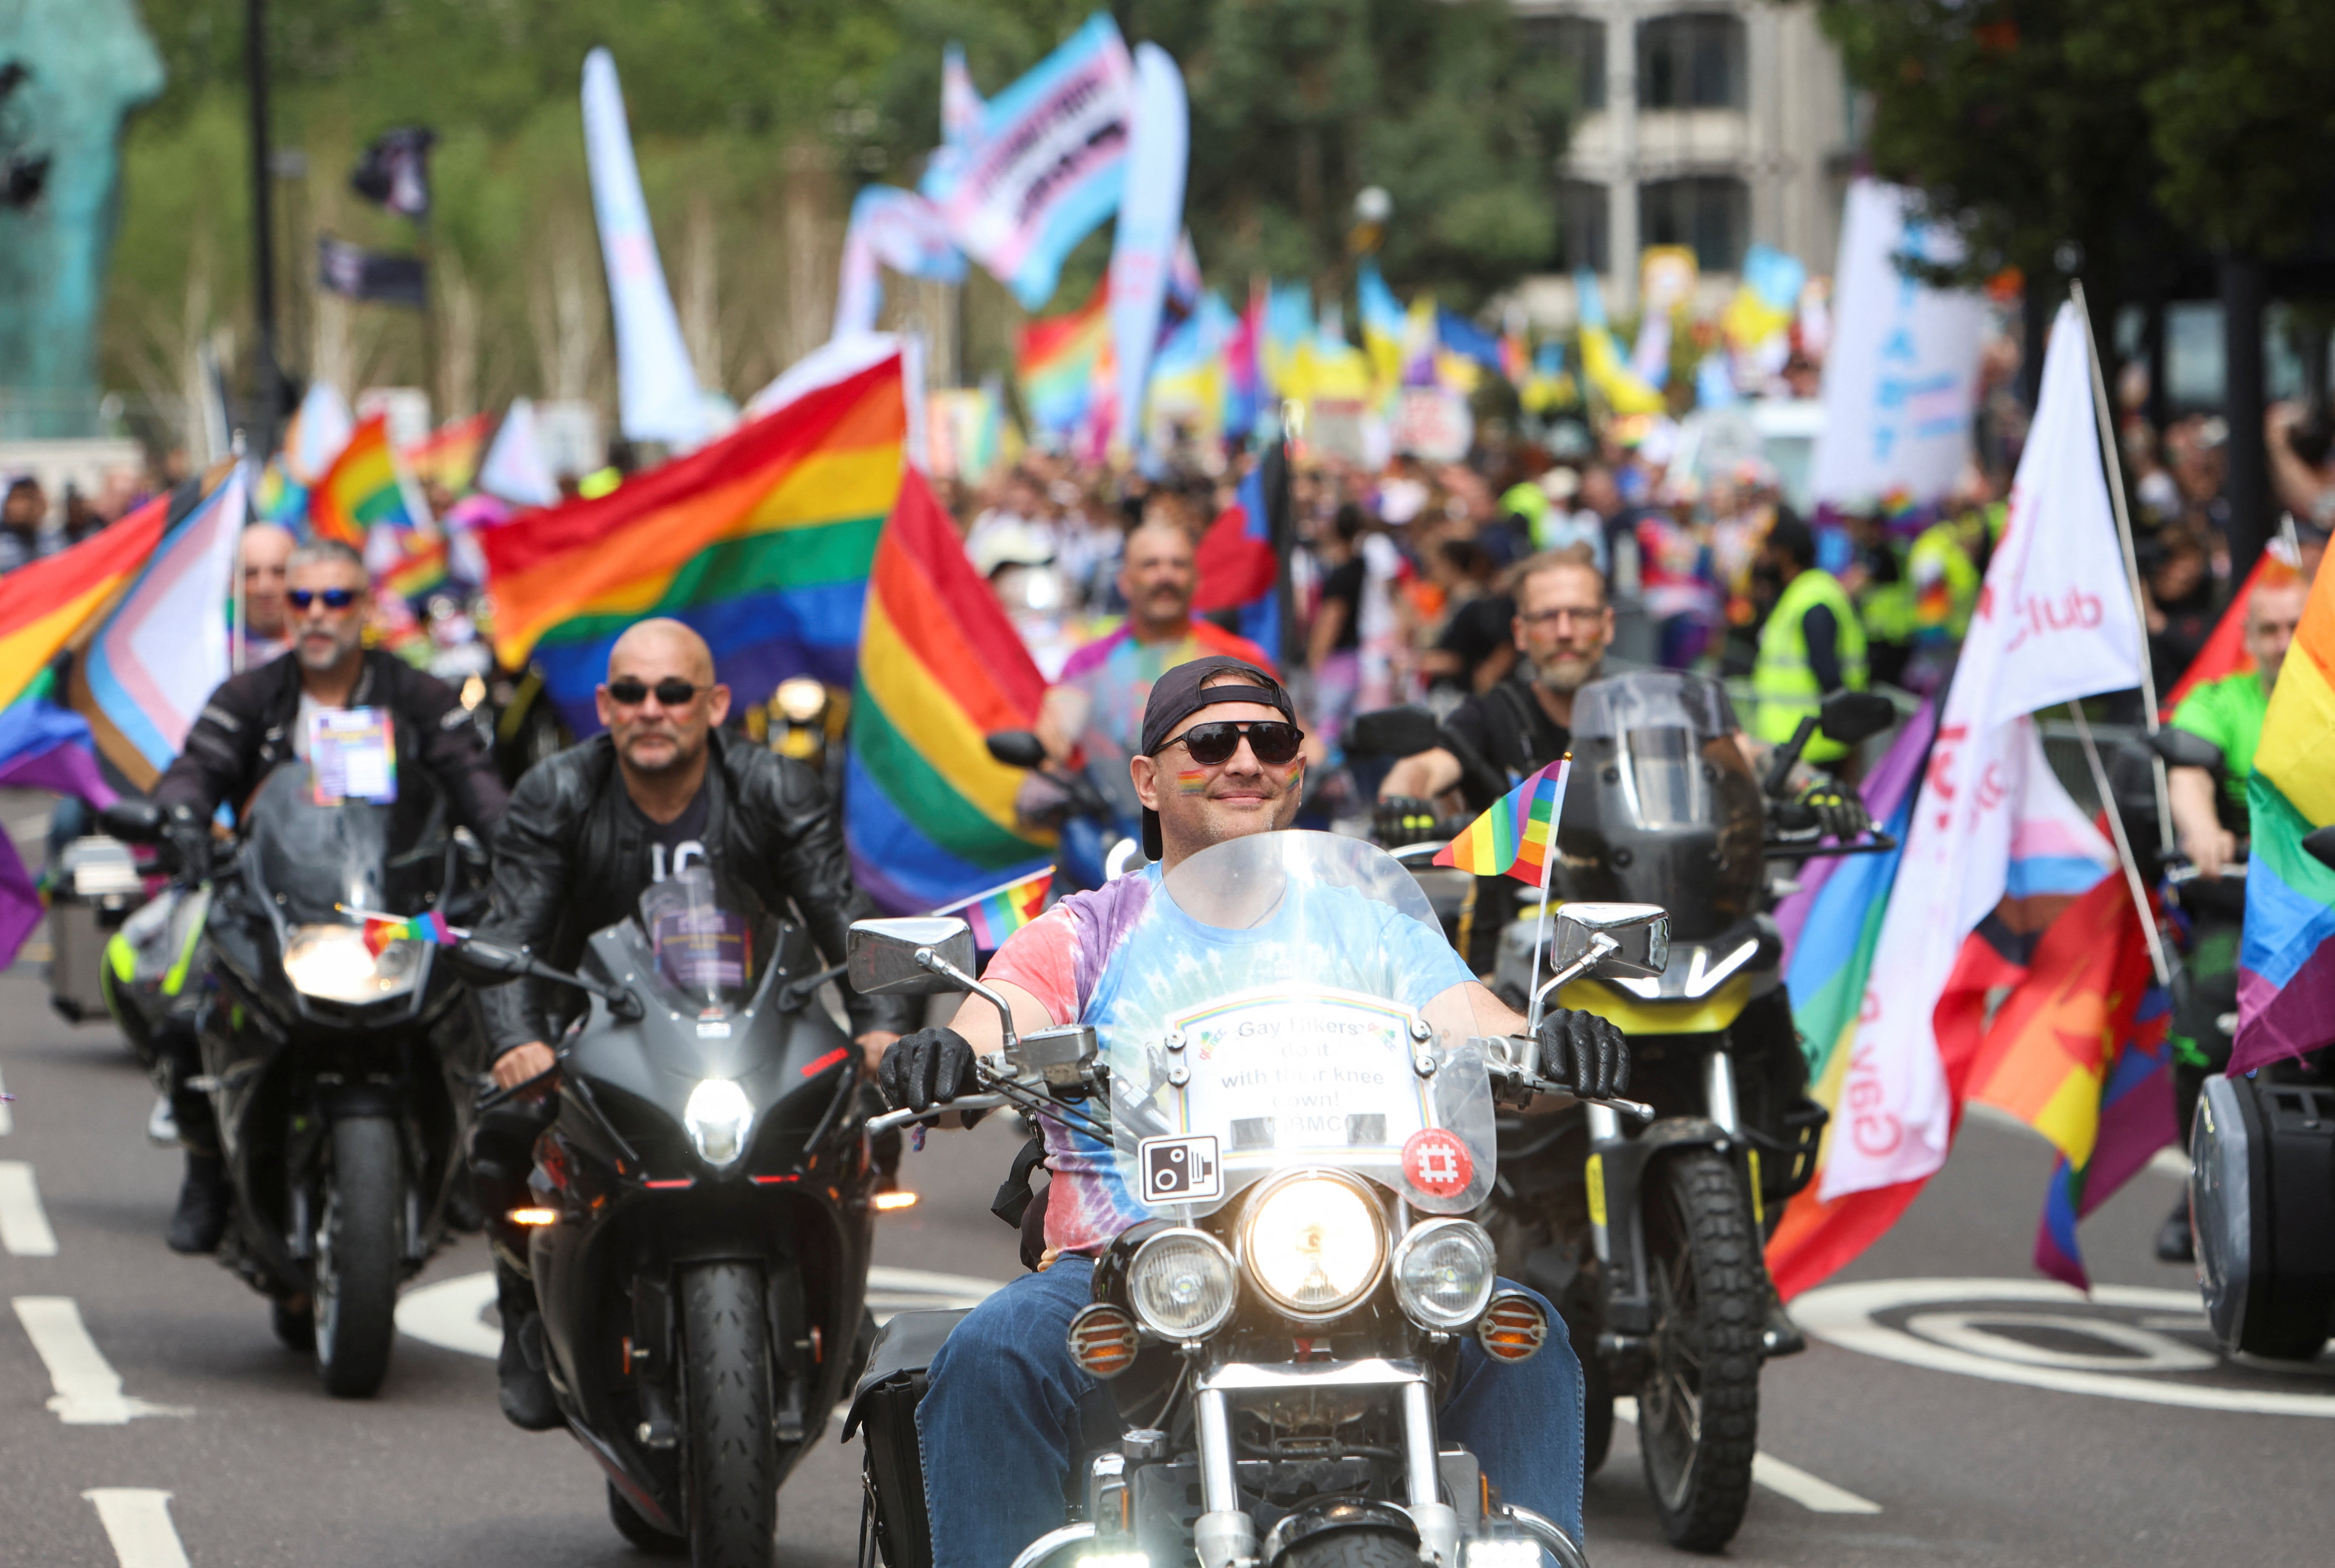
[2065,701,2171,987]
[2069,279,2174,857]
[1522,755,1569,1034]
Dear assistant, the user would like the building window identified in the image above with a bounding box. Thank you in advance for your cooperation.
[1519,14,1606,112]
[1555,180,1609,273]
[1639,176,1747,271]
[1637,12,1747,111]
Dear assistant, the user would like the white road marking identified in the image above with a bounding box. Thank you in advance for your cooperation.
[0,1059,12,1134]
[11,1298,190,1424]
[0,1160,59,1255]
[1612,1396,1881,1514]
[82,1489,192,1568]
[1794,1277,2335,1416]
[397,1264,1007,1362]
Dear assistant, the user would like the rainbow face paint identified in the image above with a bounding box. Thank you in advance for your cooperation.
[1176,768,1210,795]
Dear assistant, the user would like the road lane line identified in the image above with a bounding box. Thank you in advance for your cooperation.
[82,1489,192,1568]
[0,1060,12,1135]
[1612,1397,1881,1514]
[11,1298,191,1424]
[0,1160,59,1255]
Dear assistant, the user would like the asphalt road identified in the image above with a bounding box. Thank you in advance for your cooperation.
[5,953,2333,1568]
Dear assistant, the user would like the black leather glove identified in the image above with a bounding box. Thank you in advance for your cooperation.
[1375,796,1443,849]
[1790,780,1871,842]
[160,802,214,882]
[1536,1006,1629,1101]
[877,1026,979,1113]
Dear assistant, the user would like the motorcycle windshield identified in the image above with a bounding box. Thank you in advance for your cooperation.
[1560,671,1763,936]
[1108,831,1497,1220]
[635,864,774,1015]
[241,761,444,924]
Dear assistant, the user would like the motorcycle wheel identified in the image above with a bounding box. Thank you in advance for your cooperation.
[312,1117,405,1399]
[678,1261,778,1568]
[1281,1530,1422,1568]
[1635,1148,1759,1552]
[609,1481,687,1556]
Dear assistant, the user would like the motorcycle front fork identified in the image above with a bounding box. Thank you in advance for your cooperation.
[1584,1047,1753,1292]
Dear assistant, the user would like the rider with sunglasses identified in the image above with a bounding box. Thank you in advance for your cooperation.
[147,538,510,1253]
[468,617,917,1430]
[878,656,1629,1568]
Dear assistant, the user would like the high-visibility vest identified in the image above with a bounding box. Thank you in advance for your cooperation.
[1909,523,1980,640]
[1753,567,1868,762]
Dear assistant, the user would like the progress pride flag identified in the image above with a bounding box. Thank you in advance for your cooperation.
[1822,301,2144,1201]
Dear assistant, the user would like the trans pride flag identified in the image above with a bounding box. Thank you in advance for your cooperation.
[68,469,247,790]
[485,354,909,731]
[846,468,1053,913]
[2234,549,2335,1073]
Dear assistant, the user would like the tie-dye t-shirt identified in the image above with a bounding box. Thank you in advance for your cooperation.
[982,860,1473,1255]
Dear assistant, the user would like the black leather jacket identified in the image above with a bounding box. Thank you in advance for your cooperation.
[475,729,913,1058]
[153,649,508,831]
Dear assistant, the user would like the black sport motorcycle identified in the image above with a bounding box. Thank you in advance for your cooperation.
[842,833,1667,1568]
[449,862,879,1566]
[103,760,490,1396]
[1354,674,1896,1551]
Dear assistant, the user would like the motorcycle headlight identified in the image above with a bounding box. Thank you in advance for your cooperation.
[1238,1170,1386,1320]
[1127,1228,1238,1341]
[683,1078,754,1168]
[282,925,422,1004]
[1392,1217,1498,1330]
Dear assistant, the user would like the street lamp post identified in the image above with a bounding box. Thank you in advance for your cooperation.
[245,0,281,453]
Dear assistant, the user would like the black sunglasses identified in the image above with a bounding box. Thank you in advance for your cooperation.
[1160,719,1304,767]
[606,677,710,708]
[287,588,358,611]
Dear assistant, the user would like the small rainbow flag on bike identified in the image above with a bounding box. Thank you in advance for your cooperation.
[350,909,460,956]
[933,866,1053,950]
[1432,758,1570,887]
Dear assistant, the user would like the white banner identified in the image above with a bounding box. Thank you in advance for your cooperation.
[1810,180,1988,510]
[582,48,704,447]
[1108,43,1188,452]
[1820,301,2142,1200]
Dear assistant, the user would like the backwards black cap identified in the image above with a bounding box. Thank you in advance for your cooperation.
[1137,656,1296,860]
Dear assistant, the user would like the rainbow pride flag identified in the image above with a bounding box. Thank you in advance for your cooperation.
[68,470,246,790]
[401,412,493,494]
[1432,759,1569,887]
[484,354,908,731]
[1017,279,1110,438]
[312,413,424,547]
[2234,551,2335,1073]
[845,467,1053,913]
[356,909,458,956]
[933,865,1053,949]
[1968,872,2172,1288]
[0,495,171,709]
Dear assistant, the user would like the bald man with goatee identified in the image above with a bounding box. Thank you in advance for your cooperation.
[470,618,914,1430]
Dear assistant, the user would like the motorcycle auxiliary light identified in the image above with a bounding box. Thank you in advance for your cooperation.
[1392,1217,1499,1331]
[1475,1290,1550,1363]
[1068,1303,1140,1378]
[683,1078,754,1168]
[283,924,423,1004]
[1126,1227,1238,1340]
[1239,1169,1387,1320]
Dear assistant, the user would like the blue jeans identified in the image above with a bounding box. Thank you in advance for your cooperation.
[918,1258,1584,1568]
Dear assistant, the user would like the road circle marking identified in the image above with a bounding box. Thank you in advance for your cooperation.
[1794,1277,2335,1417]
[397,1265,1005,1361]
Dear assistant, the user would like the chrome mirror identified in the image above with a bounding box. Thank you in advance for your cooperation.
[1551,902,1670,980]
[846,917,977,997]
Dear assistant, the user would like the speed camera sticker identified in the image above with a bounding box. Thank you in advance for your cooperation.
[1138,1134,1223,1204]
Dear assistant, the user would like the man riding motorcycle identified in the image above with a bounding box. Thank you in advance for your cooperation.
[2155,571,2308,1262]
[470,617,917,1430]
[147,538,509,1254]
[879,655,1629,1568]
